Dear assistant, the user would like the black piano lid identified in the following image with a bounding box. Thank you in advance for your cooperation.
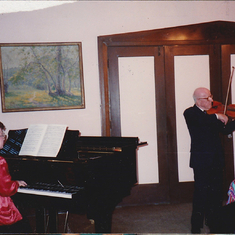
[0,128,80,160]
[77,136,139,146]
[77,136,147,152]
[0,129,146,158]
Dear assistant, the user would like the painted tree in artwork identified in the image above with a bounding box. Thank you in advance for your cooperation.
[4,45,81,97]
[1,44,84,110]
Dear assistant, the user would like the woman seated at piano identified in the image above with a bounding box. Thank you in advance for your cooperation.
[0,122,31,233]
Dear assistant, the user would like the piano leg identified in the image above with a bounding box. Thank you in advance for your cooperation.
[94,209,112,233]
[88,194,120,233]
[48,208,58,233]
[64,211,69,232]
[35,207,58,233]
[35,207,46,233]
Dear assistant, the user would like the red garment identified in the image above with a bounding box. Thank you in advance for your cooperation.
[0,156,22,225]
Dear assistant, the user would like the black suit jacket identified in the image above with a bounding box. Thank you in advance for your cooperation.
[184,105,235,169]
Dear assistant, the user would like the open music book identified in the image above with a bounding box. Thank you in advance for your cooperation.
[19,124,67,157]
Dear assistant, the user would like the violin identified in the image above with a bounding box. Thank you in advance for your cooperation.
[207,100,235,119]
[207,66,235,119]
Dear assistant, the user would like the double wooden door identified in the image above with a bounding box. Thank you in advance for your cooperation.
[105,44,235,203]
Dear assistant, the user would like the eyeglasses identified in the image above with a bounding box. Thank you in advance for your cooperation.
[0,134,6,139]
[198,95,213,101]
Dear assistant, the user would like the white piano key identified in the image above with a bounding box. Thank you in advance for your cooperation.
[17,188,73,199]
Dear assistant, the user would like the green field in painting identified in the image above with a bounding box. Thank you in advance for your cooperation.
[5,86,82,110]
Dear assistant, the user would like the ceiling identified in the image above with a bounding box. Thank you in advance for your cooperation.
[0,1,75,14]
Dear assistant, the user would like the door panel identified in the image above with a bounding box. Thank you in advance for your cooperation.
[165,45,222,202]
[118,56,159,184]
[108,46,169,201]
[174,55,210,182]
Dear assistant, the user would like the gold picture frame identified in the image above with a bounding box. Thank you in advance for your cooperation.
[0,42,85,112]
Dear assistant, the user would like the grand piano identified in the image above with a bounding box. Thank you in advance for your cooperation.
[0,128,145,233]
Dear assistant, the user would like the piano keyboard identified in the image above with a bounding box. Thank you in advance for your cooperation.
[18,182,84,199]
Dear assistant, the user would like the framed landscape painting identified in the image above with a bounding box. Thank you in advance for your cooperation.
[0,43,85,112]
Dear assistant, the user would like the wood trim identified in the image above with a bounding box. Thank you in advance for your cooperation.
[164,46,179,202]
[118,182,194,206]
[99,21,235,47]
[154,46,168,187]
[98,40,110,136]
[118,183,171,206]
[209,44,222,98]
[107,47,121,136]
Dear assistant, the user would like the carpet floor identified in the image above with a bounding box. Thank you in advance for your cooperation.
[37,202,210,234]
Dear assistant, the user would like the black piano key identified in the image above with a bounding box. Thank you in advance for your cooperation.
[20,182,84,194]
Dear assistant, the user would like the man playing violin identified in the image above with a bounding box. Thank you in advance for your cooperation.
[184,87,235,234]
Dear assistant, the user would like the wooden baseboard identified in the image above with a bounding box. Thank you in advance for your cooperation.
[118,182,194,206]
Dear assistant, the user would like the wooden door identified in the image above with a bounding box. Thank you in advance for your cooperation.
[108,46,170,203]
[165,44,229,201]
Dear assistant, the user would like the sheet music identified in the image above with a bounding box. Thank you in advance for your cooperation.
[37,125,67,157]
[19,124,67,157]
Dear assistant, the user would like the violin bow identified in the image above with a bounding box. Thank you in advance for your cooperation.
[224,66,235,115]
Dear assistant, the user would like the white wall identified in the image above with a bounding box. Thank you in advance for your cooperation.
[0,1,235,182]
